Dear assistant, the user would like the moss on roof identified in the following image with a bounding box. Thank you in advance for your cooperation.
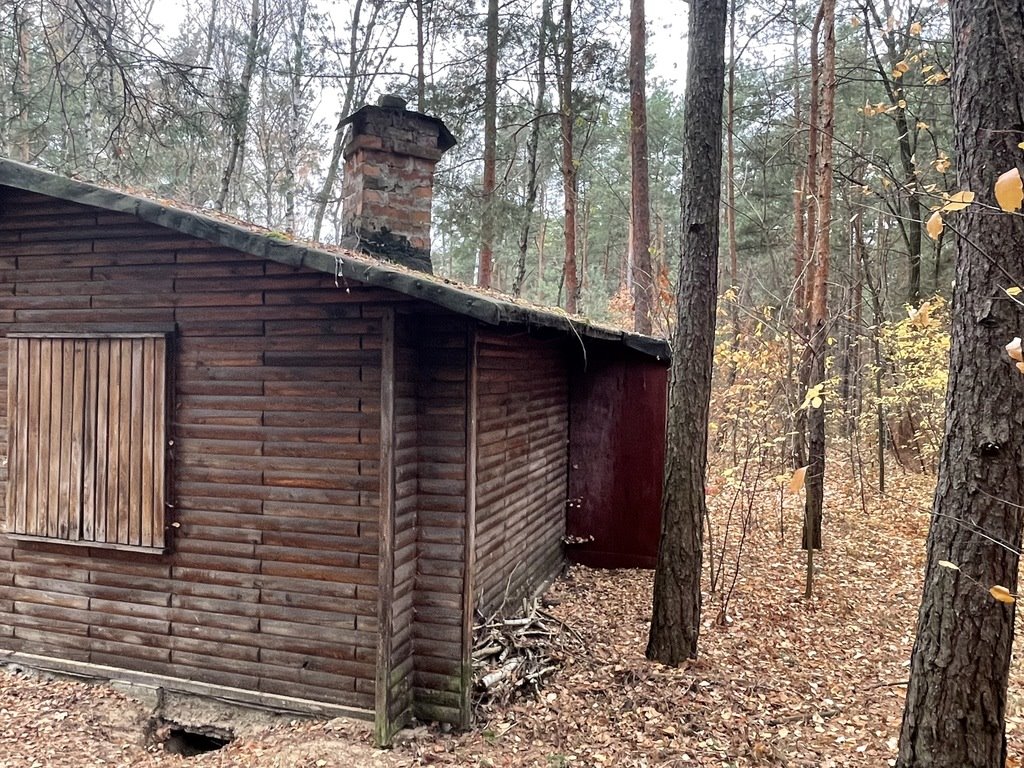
[0,158,670,360]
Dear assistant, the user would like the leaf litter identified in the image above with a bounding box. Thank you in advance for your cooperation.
[2,467,1024,766]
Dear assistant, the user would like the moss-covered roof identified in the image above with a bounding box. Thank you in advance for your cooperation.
[0,158,670,360]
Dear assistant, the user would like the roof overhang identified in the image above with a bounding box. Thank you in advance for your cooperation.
[0,158,671,361]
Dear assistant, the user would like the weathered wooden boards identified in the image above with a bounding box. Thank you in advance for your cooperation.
[7,335,167,551]
[0,188,386,711]
[474,332,568,617]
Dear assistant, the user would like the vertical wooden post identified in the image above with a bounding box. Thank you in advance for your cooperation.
[460,326,478,729]
[375,307,397,746]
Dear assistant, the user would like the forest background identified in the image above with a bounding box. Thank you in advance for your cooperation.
[0,0,957,548]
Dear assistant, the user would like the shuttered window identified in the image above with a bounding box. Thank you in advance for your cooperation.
[6,335,168,551]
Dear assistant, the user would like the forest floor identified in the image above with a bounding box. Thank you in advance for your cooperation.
[2,465,1023,767]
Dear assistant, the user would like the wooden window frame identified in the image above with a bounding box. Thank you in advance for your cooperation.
[5,331,171,553]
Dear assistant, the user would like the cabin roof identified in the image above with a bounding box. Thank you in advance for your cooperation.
[0,159,670,360]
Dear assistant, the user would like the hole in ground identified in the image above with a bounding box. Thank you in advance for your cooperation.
[149,719,234,757]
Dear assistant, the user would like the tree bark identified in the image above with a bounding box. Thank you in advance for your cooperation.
[284,0,308,235]
[629,0,653,333]
[897,3,1024,765]
[215,0,262,212]
[415,0,426,112]
[803,0,835,557]
[514,0,550,297]
[645,0,727,666]
[559,0,579,314]
[479,0,499,288]
[860,0,924,306]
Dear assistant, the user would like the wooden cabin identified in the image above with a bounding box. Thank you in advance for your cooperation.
[0,102,668,744]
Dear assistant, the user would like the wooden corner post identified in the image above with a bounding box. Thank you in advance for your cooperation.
[460,325,478,729]
[375,306,397,747]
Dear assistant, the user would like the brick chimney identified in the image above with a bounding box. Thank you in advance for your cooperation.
[339,95,456,273]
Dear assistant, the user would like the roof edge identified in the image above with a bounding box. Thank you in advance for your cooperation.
[0,159,671,361]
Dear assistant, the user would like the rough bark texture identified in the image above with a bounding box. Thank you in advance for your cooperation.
[215,0,262,212]
[897,3,1024,765]
[803,0,835,555]
[559,0,579,315]
[629,0,653,334]
[479,0,498,288]
[514,0,550,297]
[645,0,726,666]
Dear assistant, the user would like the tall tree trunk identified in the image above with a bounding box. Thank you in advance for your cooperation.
[284,0,308,235]
[215,0,262,212]
[629,0,653,333]
[479,0,499,288]
[415,0,426,111]
[861,0,924,305]
[13,2,32,163]
[645,0,727,666]
[788,0,807,472]
[312,0,364,241]
[311,0,407,241]
[802,0,834,565]
[514,0,550,297]
[559,0,579,314]
[897,3,1024,765]
[725,0,738,305]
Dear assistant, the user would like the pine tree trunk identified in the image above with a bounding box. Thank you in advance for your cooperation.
[513,0,549,297]
[646,0,727,666]
[803,0,835,557]
[215,0,262,212]
[479,0,499,288]
[284,0,307,235]
[897,3,1024,765]
[312,0,365,241]
[415,0,426,111]
[559,0,579,314]
[628,0,653,333]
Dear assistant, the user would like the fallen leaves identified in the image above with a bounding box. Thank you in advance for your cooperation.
[4,468,1024,766]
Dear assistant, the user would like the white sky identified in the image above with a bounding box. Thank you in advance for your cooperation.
[149,0,690,94]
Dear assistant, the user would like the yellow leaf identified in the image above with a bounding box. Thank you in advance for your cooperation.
[1018,142,1024,150]
[995,168,1024,213]
[937,560,959,571]
[990,585,1016,604]
[940,190,975,213]
[910,21,922,35]
[926,211,943,240]
[1007,287,1023,297]
[897,99,908,109]
[1017,361,1024,374]
[917,120,929,130]
[801,383,824,410]
[909,301,932,328]
[1008,337,1024,362]
[788,466,808,494]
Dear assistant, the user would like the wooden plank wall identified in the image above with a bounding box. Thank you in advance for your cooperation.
[0,187,391,712]
[385,314,419,732]
[474,332,568,617]
[407,315,470,725]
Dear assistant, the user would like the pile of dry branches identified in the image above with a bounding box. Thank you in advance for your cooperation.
[472,599,585,717]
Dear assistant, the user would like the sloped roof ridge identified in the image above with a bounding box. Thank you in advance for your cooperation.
[0,158,670,360]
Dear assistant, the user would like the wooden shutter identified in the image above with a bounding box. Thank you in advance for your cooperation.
[6,335,167,551]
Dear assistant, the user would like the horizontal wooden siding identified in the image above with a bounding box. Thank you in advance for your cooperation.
[0,187,390,711]
[474,332,568,616]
